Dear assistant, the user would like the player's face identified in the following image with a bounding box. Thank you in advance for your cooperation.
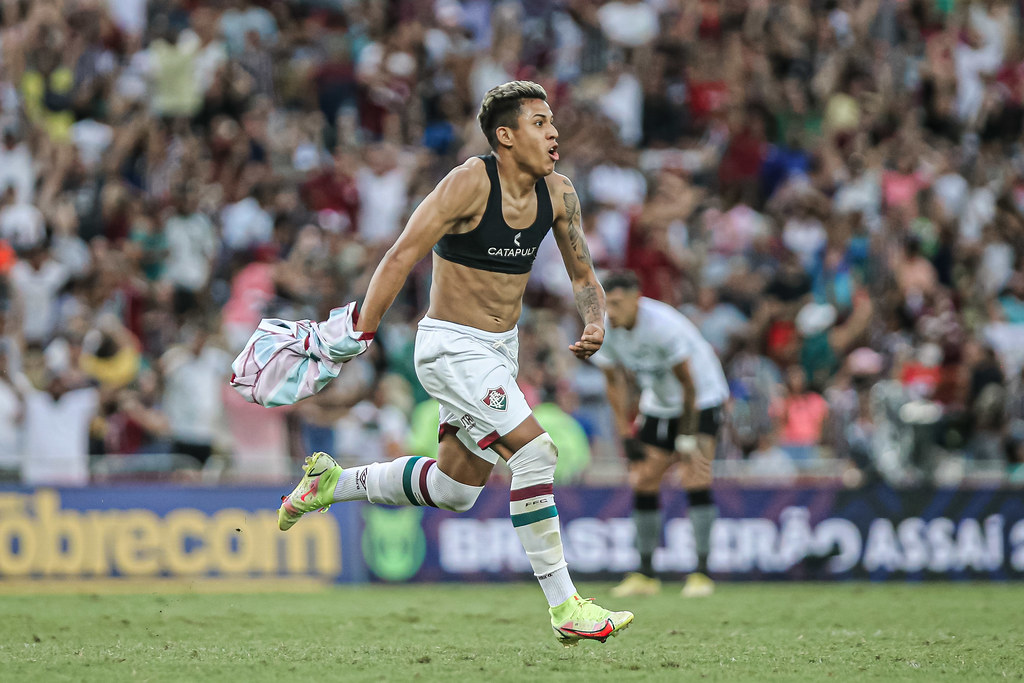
[605,288,640,329]
[509,99,559,176]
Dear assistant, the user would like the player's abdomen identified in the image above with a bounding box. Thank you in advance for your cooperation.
[427,254,530,332]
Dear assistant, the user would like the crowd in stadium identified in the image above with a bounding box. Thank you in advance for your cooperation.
[0,0,1022,487]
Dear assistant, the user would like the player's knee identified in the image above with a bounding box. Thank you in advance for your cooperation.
[507,433,558,484]
[635,476,661,493]
[428,465,483,513]
[688,461,714,488]
[437,489,478,513]
[629,460,659,492]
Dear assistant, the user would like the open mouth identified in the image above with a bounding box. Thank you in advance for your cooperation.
[548,144,559,162]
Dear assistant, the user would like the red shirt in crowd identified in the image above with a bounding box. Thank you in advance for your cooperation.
[688,80,730,121]
[300,169,360,232]
[624,216,681,304]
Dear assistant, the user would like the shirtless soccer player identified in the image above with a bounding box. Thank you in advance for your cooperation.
[276,81,633,645]
[591,270,729,599]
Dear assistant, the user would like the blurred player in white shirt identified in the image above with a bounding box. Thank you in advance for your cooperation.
[591,270,729,598]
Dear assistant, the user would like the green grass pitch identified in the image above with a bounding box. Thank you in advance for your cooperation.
[2,582,1022,682]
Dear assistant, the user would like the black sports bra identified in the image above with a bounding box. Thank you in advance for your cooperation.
[433,155,554,274]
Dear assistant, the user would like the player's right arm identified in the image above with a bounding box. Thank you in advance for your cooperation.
[671,359,699,453]
[354,159,488,333]
[601,364,646,461]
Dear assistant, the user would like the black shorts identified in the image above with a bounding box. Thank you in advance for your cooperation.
[172,440,213,465]
[637,406,723,451]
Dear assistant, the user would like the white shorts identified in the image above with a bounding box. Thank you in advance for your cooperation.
[414,316,533,464]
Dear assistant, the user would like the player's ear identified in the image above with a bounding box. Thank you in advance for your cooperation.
[495,125,514,148]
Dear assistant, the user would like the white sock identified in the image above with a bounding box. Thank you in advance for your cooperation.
[507,435,577,607]
[332,458,481,512]
[333,466,370,502]
[538,566,576,607]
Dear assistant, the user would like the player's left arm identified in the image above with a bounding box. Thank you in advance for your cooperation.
[671,359,699,452]
[551,174,605,359]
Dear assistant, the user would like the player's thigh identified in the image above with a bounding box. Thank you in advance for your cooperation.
[436,431,495,487]
[633,414,679,491]
[680,407,721,490]
[630,445,676,492]
[416,326,533,457]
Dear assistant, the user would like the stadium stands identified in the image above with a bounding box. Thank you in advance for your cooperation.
[0,0,1021,489]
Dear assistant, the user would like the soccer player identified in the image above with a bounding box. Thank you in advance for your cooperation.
[276,81,632,645]
[591,270,729,598]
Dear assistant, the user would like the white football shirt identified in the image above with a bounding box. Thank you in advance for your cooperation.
[592,297,730,418]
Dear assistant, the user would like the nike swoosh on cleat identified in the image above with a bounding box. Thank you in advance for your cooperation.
[559,620,615,639]
[299,480,320,502]
[307,468,328,478]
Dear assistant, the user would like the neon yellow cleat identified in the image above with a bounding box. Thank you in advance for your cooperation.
[278,452,343,531]
[610,572,662,597]
[550,595,634,647]
[681,571,715,598]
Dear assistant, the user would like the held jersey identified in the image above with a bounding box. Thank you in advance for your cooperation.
[591,297,730,418]
[433,155,554,274]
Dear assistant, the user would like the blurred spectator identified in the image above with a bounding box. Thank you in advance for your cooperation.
[162,186,217,313]
[0,343,21,472]
[334,373,411,465]
[893,237,939,315]
[773,364,829,465]
[21,46,75,144]
[301,147,360,229]
[79,314,141,391]
[966,341,1008,462]
[356,143,411,249]
[597,0,658,49]
[10,245,69,344]
[682,287,748,357]
[597,59,643,147]
[797,291,873,390]
[0,192,45,251]
[746,435,800,480]
[160,325,230,466]
[727,336,782,458]
[0,126,36,204]
[220,0,277,58]
[221,184,275,253]
[19,368,99,487]
[104,368,171,456]
[1008,366,1024,467]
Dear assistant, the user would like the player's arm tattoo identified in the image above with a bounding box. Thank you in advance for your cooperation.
[560,180,603,326]
[562,190,592,266]
[575,282,603,326]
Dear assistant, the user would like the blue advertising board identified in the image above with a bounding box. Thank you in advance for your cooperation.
[364,484,1024,582]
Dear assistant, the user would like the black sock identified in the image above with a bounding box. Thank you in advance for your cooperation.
[639,552,654,577]
[687,489,717,576]
[633,492,660,578]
